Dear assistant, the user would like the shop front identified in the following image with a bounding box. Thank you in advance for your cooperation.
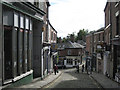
[2,2,44,87]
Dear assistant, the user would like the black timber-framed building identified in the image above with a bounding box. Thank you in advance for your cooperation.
[0,1,47,87]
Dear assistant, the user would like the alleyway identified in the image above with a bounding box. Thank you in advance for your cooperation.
[44,68,101,88]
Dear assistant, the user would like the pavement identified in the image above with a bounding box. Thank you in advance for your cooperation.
[90,72,120,88]
[2,69,120,89]
[15,71,62,88]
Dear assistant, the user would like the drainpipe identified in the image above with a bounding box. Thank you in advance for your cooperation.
[109,2,113,78]
[0,2,3,86]
[91,32,94,71]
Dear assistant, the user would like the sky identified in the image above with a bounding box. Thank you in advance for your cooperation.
[49,0,107,38]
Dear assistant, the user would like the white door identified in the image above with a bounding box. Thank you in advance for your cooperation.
[103,52,107,75]
[64,60,67,66]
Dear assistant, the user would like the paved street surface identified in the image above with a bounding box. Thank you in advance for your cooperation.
[4,67,120,89]
[44,68,100,88]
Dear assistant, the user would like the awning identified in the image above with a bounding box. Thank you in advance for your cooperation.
[52,52,58,56]
[43,46,49,51]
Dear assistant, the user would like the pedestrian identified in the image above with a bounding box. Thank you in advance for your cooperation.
[88,66,92,74]
[53,64,58,75]
[82,64,84,73]
[76,64,79,73]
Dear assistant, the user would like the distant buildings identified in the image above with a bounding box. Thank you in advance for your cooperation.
[57,41,85,68]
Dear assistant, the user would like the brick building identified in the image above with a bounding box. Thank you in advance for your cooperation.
[86,28,104,72]
[57,41,85,68]
[86,1,120,82]
[104,2,120,81]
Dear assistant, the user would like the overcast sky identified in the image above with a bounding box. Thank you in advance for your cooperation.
[49,0,107,38]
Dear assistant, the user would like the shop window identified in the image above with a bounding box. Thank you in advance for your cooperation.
[3,10,13,26]
[17,28,23,75]
[13,28,18,77]
[28,19,32,71]
[4,26,13,80]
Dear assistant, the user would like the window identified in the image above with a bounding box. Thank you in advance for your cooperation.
[25,17,29,30]
[116,16,119,35]
[99,34,100,41]
[51,31,53,40]
[103,33,104,41]
[34,0,39,8]
[4,26,13,80]
[94,35,96,42]
[68,50,71,55]
[30,19,32,31]
[108,9,110,24]
[39,1,45,11]
[20,14,24,29]
[14,12,19,27]
[109,33,110,45]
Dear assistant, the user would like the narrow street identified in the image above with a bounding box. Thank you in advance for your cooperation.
[44,68,101,88]
[1,1,120,89]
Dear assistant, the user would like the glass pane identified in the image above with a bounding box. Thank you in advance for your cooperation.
[26,17,29,30]
[30,20,32,31]
[14,13,19,27]
[20,15,24,28]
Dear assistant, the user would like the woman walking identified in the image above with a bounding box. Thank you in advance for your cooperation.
[53,64,58,75]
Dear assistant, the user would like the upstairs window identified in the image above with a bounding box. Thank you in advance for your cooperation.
[68,50,71,55]
[20,14,24,29]
[14,12,19,27]
[34,0,39,8]
[99,34,100,41]
[51,31,53,40]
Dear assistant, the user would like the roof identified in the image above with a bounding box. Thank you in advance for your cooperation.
[48,20,57,33]
[77,40,86,46]
[57,41,85,50]
[104,2,108,12]
[70,42,85,48]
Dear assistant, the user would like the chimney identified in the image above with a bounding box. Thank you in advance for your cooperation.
[70,35,75,42]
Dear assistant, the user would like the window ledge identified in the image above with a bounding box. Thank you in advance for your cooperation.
[115,3,119,7]
[105,24,111,30]
[13,70,33,82]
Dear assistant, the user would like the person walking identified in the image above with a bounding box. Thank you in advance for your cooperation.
[76,64,79,73]
[53,64,58,75]
[82,64,84,73]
